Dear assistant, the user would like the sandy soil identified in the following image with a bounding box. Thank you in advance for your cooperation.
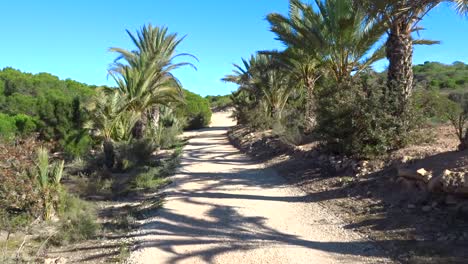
[127,112,394,264]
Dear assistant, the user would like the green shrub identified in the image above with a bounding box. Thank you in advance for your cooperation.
[62,132,93,158]
[146,105,183,149]
[12,114,37,135]
[0,68,95,149]
[132,167,168,190]
[445,91,468,149]
[316,75,418,158]
[177,89,212,130]
[32,147,65,221]
[205,95,232,110]
[114,139,158,171]
[53,194,99,245]
[412,90,459,123]
[0,113,16,140]
[0,209,32,233]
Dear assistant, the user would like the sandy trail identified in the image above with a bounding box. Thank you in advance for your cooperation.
[127,112,393,264]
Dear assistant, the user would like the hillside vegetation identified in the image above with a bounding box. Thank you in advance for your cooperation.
[0,24,210,262]
[205,94,232,110]
[0,68,97,156]
[414,61,468,91]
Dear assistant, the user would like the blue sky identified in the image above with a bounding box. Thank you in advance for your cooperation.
[0,1,467,96]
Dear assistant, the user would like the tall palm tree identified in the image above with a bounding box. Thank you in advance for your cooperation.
[361,0,468,108]
[110,24,196,138]
[266,0,387,130]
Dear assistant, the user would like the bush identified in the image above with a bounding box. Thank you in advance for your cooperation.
[0,113,16,140]
[412,90,459,123]
[149,106,183,149]
[316,75,417,158]
[177,89,212,130]
[13,114,37,135]
[205,95,232,110]
[131,167,168,190]
[52,194,99,245]
[445,91,468,149]
[0,139,45,219]
[62,132,93,158]
[114,139,158,171]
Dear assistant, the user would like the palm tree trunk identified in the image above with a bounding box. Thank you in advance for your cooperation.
[386,21,413,114]
[103,139,115,169]
[149,105,160,130]
[305,77,317,133]
[132,112,148,139]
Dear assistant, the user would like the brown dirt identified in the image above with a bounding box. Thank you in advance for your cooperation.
[228,124,468,264]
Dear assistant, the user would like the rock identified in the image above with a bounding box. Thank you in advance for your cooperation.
[44,257,67,264]
[427,174,443,192]
[401,156,412,163]
[360,160,369,167]
[397,167,432,183]
[407,204,416,209]
[422,205,432,212]
[431,201,438,208]
[441,170,468,195]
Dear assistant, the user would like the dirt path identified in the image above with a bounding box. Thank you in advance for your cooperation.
[127,112,394,264]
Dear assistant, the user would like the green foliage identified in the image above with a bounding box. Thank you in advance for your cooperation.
[32,147,65,220]
[412,90,461,123]
[115,139,158,171]
[231,90,274,130]
[316,75,416,158]
[0,209,33,233]
[0,113,16,140]
[177,89,212,130]
[0,67,96,153]
[62,131,93,158]
[414,61,468,91]
[52,194,99,245]
[444,91,468,149]
[148,106,183,149]
[131,166,169,191]
[205,95,232,110]
[13,114,37,135]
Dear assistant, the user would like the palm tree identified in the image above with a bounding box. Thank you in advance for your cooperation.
[110,24,196,138]
[360,0,468,108]
[266,0,387,130]
[84,88,138,169]
[223,54,295,121]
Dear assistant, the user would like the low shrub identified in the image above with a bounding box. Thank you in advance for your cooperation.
[445,91,468,149]
[205,95,232,110]
[132,167,168,190]
[177,89,212,130]
[0,139,45,220]
[52,194,99,245]
[0,113,17,140]
[114,139,157,171]
[148,106,183,149]
[62,131,93,158]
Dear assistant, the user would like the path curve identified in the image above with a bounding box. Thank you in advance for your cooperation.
[127,112,394,264]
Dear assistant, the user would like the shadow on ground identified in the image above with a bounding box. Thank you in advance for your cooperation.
[52,125,467,263]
